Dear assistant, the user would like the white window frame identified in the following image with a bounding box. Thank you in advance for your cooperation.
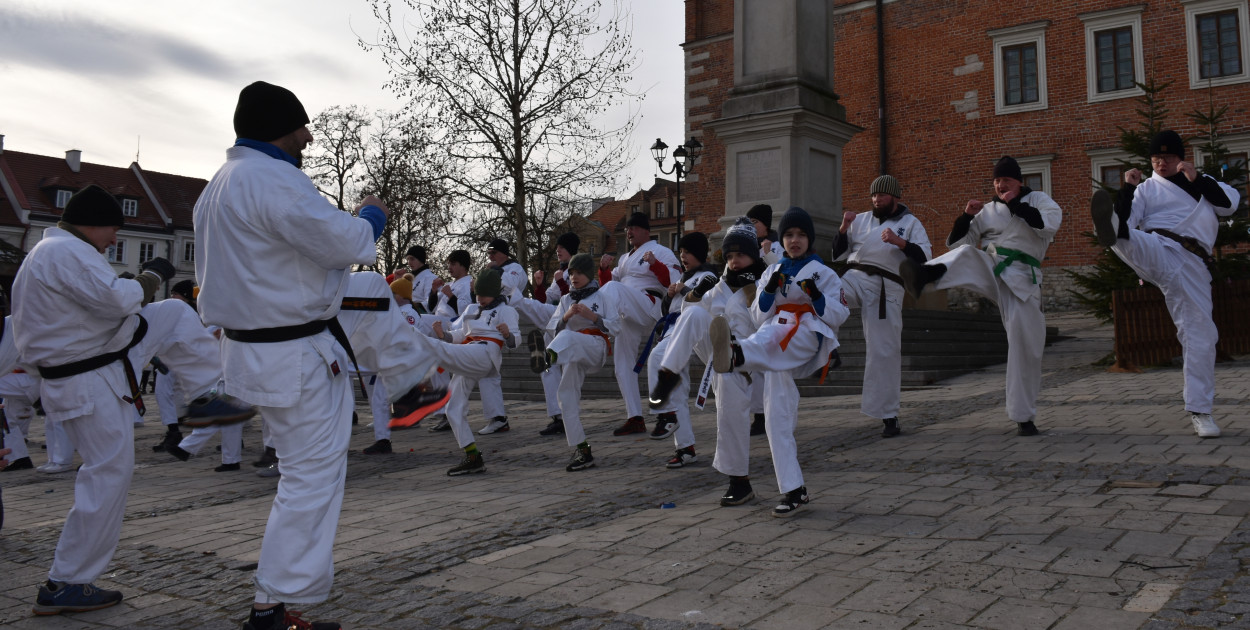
[122,198,138,217]
[138,241,155,264]
[1088,148,1133,192]
[1081,6,1146,102]
[107,239,127,264]
[1185,0,1250,88]
[182,241,195,263]
[991,21,1050,115]
[1012,154,1055,194]
[655,201,666,219]
[55,189,72,208]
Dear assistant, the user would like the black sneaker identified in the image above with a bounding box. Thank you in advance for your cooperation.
[389,383,451,430]
[648,368,681,409]
[182,392,257,428]
[427,415,451,432]
[650,413,678,440]
[881,418,901,438]
[241,603,340,630]
[214,463,241,472]
[539,415,565,436]
[612,416,646,436]
[750,413,766,436]
[2,456,33,472]
[363,439,392,455]
[1017,420,1039,436]
[709,316,734,373]
[447,452,485,476]
[666,446,697,468]
[566,446,595,472]
[720,478,755,506]
[773,486,809,518]
[899,261,947,301]
[253,446,277,468]
[527,329,548,373]
[32,580,123,615]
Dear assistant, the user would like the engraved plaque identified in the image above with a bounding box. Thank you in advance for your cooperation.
[736,148,781,203]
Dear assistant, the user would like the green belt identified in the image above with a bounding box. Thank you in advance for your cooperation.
[989,246,1041,284]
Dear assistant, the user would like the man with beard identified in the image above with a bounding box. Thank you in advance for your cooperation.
[833,175,931,438]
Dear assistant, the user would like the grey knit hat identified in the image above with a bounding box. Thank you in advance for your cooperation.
[568,253,596,279]
[869,175,902,198]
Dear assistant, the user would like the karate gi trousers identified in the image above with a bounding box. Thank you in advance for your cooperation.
[928,246,1043,423]
[1112,233,1218,413]
[613,286,660,419]
[548,330,609,447]
[840,270,905,420]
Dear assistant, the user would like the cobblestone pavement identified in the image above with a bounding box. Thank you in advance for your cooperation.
[0,313,1247,629]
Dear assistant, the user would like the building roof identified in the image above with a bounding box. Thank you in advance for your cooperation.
[0,147,205,231]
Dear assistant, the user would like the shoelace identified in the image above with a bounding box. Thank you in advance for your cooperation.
[283,610,314,630]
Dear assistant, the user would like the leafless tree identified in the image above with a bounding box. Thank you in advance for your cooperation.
[363,0,640,269]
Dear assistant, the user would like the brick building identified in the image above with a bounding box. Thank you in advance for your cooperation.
[673,0,1250,274]
[0,136,203,295]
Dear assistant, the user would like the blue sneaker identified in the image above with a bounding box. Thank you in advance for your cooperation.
[181,392,257,428]
[33,580,123,615]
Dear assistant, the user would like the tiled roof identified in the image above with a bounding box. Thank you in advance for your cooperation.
[0,149,205,231]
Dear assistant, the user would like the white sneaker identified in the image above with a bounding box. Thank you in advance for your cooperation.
[37,462,76,474]
[478,417,510,435]
[1191,413,1221,438]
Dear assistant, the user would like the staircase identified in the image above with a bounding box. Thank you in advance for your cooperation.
[480,309,1058,402]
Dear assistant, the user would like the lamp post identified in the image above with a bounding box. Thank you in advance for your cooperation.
[650,137,702,248]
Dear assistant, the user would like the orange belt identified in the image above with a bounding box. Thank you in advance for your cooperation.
[437,335,504,373]
[776,303,816,351]
[577,327,613,355]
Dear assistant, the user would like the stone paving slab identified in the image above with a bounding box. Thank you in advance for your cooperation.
[0,312,1247,628]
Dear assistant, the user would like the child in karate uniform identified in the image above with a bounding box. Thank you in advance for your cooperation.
[425,268,520,475]
[531,253,620,471]
[650,218,770,504]
[710,207,849,517]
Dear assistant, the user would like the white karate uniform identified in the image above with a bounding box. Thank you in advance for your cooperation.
[927,189,1062,423]
[13,228,230,585]
[645,268,717,450]
[835,209,932,420]
[476,261,526,423]
[410,267,438,313]
[610,241,681,419]
[545,283,621,447]
[736,255,849,494]
[761,240,783,266]
[658,280,755,476]
[1111,173,1238,413]
[195,147,436,606]
[428,301,519,448]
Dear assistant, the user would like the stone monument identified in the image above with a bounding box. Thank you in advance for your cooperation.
[706,0,860,253]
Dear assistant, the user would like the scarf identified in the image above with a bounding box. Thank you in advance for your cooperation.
[569,280,600,302]
[724,259,768,289]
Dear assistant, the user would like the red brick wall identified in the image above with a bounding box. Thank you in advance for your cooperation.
[683,0,735,237]
[684,0,1250,267]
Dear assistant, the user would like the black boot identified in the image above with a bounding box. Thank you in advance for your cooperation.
[750,413,766,436]
[648,368,681,409]
[899,260,947,300]
[881,417,901,438]
[253,446,277,468]
[152,425,182,452]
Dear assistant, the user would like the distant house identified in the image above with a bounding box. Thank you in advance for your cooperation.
[584,178,692,256]
[0,135,203,297]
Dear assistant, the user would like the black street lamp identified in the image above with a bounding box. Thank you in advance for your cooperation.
[650,137,703,248]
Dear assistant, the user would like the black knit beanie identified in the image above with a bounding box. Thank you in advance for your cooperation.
[678,232,709,263]
[61,185,124,227]
[233,81,310,142]
[626,211,650,231]
[556,232,580,254]
[721,217,761,261]
[405,245,427,265]
[992,156,1023,182]
[487,238,512,258]
[746,204,773,231]
[776,206,815,251]
[1149,130,1185,160]
[475,267,502,299]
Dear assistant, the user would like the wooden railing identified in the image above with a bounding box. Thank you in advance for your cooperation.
[1111,279,1250,371]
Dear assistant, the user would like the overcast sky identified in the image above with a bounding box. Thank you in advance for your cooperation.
[0,0,685,198]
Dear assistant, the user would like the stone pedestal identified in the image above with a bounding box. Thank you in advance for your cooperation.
[706,0,860,256]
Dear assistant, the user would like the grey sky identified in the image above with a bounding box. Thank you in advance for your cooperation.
[0,0,684,199]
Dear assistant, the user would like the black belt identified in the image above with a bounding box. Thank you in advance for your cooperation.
[224,316,367,397]
[39,316,150,415]
[1146,229,1215,267]
[848,263,902,319]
